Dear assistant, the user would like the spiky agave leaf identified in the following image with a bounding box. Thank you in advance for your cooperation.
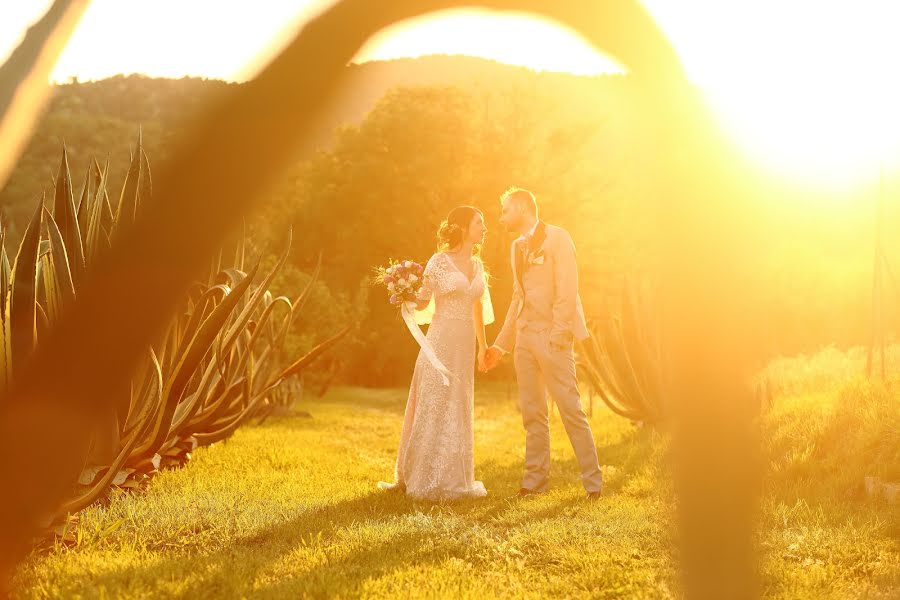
[81,159,111,264]
[138,145,152,207]
[0,231,10,394]
[58,407,155,516]
[168,248,293,435]
[193,295,294,425]
[121,348,163,445]
[8,199,43,379]
[592,315,647,409]
[75,162,91,219]
[192,379,278,447]
[0,231,10,295]
[577,305,635,415]
[52,146,85,286]
[165,287,238,431]
[42,208,76,321]
[577,280,666,424]
[277,324,352,382]
[114,131,144,229]
[619,282,664,419]
[133,260,260,458]
[243,296,294,393]
[183,377,246,435]
[576,347,644,421]
[36,241,53,328]
[94,158,115,239]
[219,230,293,353]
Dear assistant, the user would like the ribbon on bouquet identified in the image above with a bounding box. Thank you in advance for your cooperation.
[400,301,454,386]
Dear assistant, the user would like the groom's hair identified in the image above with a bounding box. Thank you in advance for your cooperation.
[500,187,538,216]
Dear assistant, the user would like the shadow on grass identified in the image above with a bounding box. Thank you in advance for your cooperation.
[64,484,627,598]
[50,398,664,597]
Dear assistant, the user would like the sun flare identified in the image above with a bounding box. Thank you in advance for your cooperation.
[643,0,900,189]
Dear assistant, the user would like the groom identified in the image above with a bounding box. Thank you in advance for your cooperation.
[483,187,603,499]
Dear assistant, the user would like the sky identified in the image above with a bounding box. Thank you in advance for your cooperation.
[3,1,900,188]
[0,1,622,81]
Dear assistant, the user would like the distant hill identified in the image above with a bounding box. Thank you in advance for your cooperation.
[329,55,626,140]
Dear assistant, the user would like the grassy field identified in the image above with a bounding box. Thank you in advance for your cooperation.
[12,377,900,599]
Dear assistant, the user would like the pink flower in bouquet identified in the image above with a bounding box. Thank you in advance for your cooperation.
[375,258,425,307]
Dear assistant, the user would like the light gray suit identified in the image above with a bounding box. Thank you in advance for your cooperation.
[495,221,602,493]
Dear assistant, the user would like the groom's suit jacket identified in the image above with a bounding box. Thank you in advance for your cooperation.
[494,221,589,352]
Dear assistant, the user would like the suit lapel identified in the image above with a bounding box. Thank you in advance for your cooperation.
[513,238,525,292]
[512,221,546,296]
[528,221,547,256]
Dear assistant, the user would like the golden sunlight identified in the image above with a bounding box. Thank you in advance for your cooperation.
[644,0,900,189]
[4,1,900,188]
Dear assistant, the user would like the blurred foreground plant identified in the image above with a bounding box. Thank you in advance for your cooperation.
[1,141,349,541]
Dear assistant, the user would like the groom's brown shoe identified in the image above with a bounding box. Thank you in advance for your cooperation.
[513,487,544,499]
[586,490,603,501]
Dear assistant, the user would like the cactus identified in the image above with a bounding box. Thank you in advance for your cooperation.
[577,280,665,425]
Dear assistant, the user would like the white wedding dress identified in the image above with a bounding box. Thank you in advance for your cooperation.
[382,252,494,500]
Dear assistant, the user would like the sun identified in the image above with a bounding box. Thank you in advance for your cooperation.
[642,0,900,190]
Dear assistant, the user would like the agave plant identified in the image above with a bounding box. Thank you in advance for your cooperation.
[577,280,666,425]
[1,141,350,535]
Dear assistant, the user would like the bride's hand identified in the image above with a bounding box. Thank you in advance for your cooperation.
[477,346,488,372]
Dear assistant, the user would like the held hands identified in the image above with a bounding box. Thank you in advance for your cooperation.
[414,277,431,310]
[479,345,504,372]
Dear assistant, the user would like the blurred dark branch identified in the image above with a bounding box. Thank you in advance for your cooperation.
[0,0,90,189]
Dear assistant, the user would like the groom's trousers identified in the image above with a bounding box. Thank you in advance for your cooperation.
[514,328,603,493]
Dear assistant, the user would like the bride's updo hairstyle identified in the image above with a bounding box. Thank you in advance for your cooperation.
[437,205,483,255]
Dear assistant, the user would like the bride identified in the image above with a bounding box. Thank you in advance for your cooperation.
[379,205,494,500]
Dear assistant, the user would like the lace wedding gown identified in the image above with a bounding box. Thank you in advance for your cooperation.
[381,252,494,500]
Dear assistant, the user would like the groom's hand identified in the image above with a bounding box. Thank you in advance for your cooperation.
[482,346,503,371]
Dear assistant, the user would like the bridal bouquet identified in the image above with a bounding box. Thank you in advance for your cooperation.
[373,258,454,386]
[374,259,425,306]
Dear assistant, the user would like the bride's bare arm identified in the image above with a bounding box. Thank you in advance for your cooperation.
[473,298,487,350]
[474,297,488,370]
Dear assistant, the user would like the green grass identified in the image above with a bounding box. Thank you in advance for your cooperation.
[12,383,900,599]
